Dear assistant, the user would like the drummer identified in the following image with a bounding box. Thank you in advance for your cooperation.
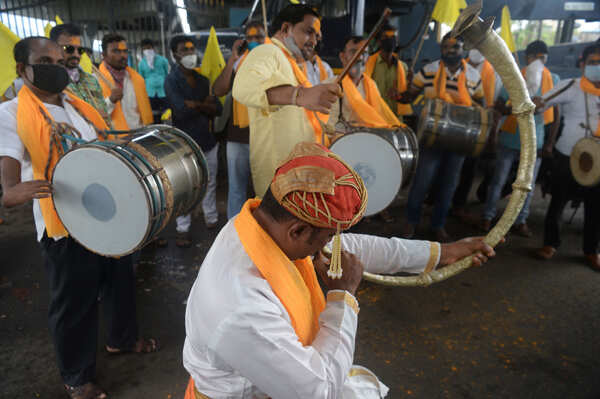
[232,4,342,198]
[398,33,484,241]
[327,36,404,130]
[0,37,158,399]
[533,44,600,271]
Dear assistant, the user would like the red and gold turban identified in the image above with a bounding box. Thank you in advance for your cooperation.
[271,142,368,278]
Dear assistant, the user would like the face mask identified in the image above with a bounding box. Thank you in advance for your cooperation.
[27,64,69,94]
[283,34,304,60]
[349,60,365,79]
[143,49,155,67]
[442,54,462,66]
[180,54,197,69]
[468,49,484,65]
[247,41,260,51]
[525,58,544,96]
[584,64,600,82]
[380,38,396,53]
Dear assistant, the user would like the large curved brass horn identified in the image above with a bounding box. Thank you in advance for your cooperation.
[362,1,537,286]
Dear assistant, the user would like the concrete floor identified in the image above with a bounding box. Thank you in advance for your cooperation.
[1,182,599,399]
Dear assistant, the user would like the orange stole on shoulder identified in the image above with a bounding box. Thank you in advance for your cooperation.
[580,76,600,136]
[16,85,109,238]
[364,51,412,116]
[235,199,326,345]
[98,63,153,130]
[341,74,406,128]
[434,59,473,107]
[501,66,554,133]
[276,41,330,146]
[233,50,250,128]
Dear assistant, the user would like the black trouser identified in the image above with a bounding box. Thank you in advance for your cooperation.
[543,152,600,254]
[40,233,138,386]
[150,96,168,124]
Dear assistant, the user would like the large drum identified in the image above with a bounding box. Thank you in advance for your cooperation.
[570,136,600,187]
[329,126,418,216]
[418,98,493,157]
[52,125,208,257]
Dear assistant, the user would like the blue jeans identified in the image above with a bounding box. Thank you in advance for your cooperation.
[405,147,466,229]
[483,144,542,225]
[226,141,250,219]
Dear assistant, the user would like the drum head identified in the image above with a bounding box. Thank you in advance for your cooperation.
[330,132,403,216]
[570,137,600,187]
[52,146,151,257]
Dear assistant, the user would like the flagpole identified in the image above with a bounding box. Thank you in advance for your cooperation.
[261,0,268,34]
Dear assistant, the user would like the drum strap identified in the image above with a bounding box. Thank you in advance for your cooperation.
[584,92,593,138]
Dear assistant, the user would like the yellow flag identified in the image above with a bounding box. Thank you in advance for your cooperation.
[80,53,93,73]
[431,0,467,27]
[55,15,64,25]
[200,26,225,85]
[500,5,516,53]
[44,22,53,38]
[0,22,19,96]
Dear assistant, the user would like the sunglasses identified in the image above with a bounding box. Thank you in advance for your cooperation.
[63,45,86,55]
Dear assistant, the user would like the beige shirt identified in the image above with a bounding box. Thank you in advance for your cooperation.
[232,38,316,197]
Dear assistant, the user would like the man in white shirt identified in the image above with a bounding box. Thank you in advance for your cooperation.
[533,44,600,270]
[304,34,334,86]
[0,36,157,399]
[182,142,496,399]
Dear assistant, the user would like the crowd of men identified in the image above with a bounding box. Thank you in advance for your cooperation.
[0,3,599,399]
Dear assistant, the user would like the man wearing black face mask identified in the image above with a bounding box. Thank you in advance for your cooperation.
[49,23,112,128]
[364,25,412,118]
[398,33,484,242]
[0,37,158,399]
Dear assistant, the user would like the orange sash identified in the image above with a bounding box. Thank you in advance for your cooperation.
[16,85,109,238]
[232,50,250,128]
[433,59,472,106]
[274,39,329,145]
[341,74,405,128]
[580,76,600,137]
[501,66,554,133]
[98,63,153,130]
[480,60,496,107]
[364,51,412,116]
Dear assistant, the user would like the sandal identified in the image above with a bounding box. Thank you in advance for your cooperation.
[64,382,107,399]
[106,337,160,355]
[175,232,192,248]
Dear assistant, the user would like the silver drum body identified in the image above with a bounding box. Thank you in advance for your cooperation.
[329,126,419,216]
[52,124,208,257]
[570,136,600,187]
[418,99,493,157]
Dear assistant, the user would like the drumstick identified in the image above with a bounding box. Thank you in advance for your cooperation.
[542,78,576,104]
[409,16,431,73]
[335,8,392,85]
[261,0,268,35]
[92,64,116,91]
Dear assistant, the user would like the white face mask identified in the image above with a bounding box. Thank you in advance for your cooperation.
[143,49,155,67]
[525,58,544,96]
[283,34,304,60]
[584,64,600,82]
[468,49,484,65]
[180,54,198,69]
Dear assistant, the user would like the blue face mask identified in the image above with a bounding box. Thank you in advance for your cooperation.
[247,41,260,51]
[584,64,600,82]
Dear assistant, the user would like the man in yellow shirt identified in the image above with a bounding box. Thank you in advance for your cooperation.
[232,4,342,197]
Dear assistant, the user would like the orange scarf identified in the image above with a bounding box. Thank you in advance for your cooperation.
[502,66,554,133]
[232,50,250,128]
[580,76,600,137]
[98,63,153,130]
[364,51,412,116]
[16,85,109,238]
[479,60,496,107]
[342,74,405,128]
[274,39,329,145]
[433,59,472,106]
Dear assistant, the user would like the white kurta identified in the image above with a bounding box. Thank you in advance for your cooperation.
[184,219,440,398]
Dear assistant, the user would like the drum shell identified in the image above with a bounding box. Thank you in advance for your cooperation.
[418,99,492,157]
[329,126,418,216]
[52,125,208,257]
[570,136,600,187]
